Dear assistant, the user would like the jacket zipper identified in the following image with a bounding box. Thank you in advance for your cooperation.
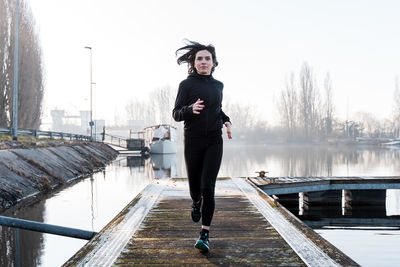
[205,78,209,136]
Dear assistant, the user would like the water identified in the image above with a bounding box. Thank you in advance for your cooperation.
[315,228,400,267]
[0,158,150,267]
[0,144,400,266]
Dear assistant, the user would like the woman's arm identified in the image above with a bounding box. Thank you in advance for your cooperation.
[221,110,232,139]
[172,82,194,122]
[220,91,232,139]
[221,110,230,124]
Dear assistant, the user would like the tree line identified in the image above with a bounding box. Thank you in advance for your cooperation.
[278,63,333,142]
[278,63,400,143]
[0,0,44,129]
[123,64,400,144]
[124,86,264,142]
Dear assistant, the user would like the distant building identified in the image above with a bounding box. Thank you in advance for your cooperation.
[50,109,65,130]
[50,109,105,136]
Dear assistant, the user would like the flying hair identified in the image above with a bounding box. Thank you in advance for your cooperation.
[176,39,218,74]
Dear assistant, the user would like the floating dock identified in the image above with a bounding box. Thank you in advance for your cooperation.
[248,176,400,195]
[63,177,359,266]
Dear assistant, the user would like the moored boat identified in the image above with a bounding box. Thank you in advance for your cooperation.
[144,124,177,154]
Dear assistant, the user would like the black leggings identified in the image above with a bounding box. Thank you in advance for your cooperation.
[184,135,223,226]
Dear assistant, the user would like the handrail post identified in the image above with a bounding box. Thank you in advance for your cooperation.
[15,228,20,267]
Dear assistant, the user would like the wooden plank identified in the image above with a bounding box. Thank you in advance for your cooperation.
[233,178,341,267]
[113,181,306,266]
[64,177,358,267]
[62,183,165,267]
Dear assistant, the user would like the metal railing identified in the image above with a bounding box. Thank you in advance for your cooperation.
[103,133,127,148]
[0,215,96,240]
[0,215,97,267]
[0,127,91,141]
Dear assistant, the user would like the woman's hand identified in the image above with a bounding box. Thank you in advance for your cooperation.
[224,122,232,139]
[192,98,205,114]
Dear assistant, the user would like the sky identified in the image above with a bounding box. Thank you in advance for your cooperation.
[28,0,400,128]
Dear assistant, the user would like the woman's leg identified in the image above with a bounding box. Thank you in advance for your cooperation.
[200,136,223,227]
[184,137,205,204]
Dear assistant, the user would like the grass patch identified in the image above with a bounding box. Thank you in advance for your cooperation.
[0,134,85,149]
[0,134,12,141]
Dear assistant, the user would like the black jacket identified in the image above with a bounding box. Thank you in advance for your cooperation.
[172,72,230,137]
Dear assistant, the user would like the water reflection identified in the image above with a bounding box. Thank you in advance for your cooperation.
[0,155,151,267]
[149,154,177,179]
[166,144,400,177]
[0,202,45,267]
[0,145,400,266]
[127,155,147,171]
[125,153,177,180]
[217,145,400,177]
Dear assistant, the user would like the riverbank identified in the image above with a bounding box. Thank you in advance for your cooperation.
[0,141,118,212]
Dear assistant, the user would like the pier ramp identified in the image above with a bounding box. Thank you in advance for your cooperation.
[63,177,359,266]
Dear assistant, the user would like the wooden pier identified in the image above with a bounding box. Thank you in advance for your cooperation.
[248,176,400,195]
[63,177,359,266]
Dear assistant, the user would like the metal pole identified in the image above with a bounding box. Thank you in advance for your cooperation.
[0,215,97,240]
[90,50,93,141]
[92,82,96,141]
[84,46,93,141]
[15,228,20,267]
[12,0,19,140]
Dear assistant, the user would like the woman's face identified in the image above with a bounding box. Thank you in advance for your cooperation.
[194,50,214,75]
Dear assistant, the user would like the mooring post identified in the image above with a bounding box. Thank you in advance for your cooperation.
[299,192,309,216]
[342,189,352,216]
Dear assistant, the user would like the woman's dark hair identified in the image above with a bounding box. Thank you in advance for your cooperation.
[176,39,218,74]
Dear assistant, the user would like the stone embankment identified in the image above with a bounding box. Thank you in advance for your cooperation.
[0,141,118,211]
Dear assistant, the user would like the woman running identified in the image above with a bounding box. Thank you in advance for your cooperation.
[173,40,232,252]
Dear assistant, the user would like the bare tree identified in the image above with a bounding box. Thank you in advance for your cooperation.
[225,102,255,129]
[0,0,44,129]
[126,99,155,126]
[354,112,380,137]
[381,118,395,138]
[323,73,334,136]
[149,86,176,125]
[126,86,177,127]
[279,73,298,141]
[0,0,10,126]
[298,63,321,140]
[393,75,400,138]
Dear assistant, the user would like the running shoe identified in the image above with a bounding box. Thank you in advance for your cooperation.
[191,200,201,222]
[195,230,210,252]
